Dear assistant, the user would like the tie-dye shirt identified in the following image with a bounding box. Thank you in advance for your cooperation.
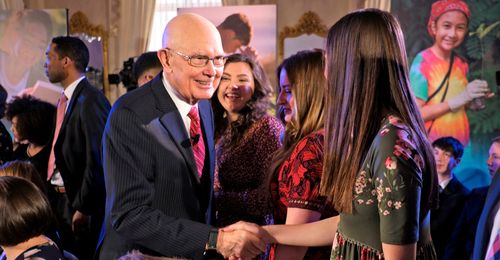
[410,48,469,145]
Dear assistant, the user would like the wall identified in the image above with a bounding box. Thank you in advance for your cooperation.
[24,0,109,29]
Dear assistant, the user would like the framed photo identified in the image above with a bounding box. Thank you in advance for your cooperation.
[178,5,277,85]
[0,9,68,101]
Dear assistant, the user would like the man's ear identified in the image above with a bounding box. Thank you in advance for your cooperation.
[157,49,172,73]
[145,74,154,81]
[62,57,72,68]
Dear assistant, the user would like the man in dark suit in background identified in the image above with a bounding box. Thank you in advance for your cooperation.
[45,36,110,259]
[97,13,264,260]
[133,51,162,88]
[472,137,500,260]
[430,136,470,259]
[444,137,500,259]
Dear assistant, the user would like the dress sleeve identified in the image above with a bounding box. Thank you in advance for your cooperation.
[285,133,325,212]
[410,53,429,102]
[372,124,423,245]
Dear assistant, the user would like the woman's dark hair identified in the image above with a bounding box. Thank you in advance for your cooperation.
[211,53,273,146]
[0,176,54,246]
[5,95,56,146]
[0,160,47,195]
[320,9,437,217]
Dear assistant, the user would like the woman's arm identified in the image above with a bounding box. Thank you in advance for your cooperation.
[273,208,322,260]
[264,216,339,247]
[223,216,338,248]
[382,243,416,260]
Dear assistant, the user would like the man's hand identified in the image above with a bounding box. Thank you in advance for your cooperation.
[223,221,275,244]
[216,226,266,260]
[72,210,90,234]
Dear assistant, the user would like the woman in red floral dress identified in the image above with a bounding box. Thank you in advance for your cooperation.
[268,49,337,260]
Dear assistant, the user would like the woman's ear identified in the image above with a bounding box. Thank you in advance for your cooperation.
[431,21,438,36]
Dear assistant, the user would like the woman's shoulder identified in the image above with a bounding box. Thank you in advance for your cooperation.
[299,129,325,145]
[373,115,424,171]
[255,114,283,128]
[375,116,417,153]
[250,114,284,135]
[17,240,63,260]
[293,129,325,155]
[413,48,432,60]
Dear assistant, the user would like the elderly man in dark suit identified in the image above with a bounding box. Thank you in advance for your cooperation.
[44,36,111,259]
[97,13,265,260]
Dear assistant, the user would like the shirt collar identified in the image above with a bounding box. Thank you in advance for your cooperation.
[63,76,85,101]
[161,72,197,130]
[439,174,454,190]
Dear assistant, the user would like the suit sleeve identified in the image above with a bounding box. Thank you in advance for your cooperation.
[103,106,212,256]
[72,92,110,214]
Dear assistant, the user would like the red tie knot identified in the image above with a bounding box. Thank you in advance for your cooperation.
[188,106,199,121]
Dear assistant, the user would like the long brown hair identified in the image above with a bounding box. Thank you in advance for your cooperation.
[320,9,438,217]
[269,49,326,177]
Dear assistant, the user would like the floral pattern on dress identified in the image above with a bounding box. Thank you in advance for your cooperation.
[354,117,423,217]
[331,116,435,260]
[333,115,434,260]
[375,156,406,216]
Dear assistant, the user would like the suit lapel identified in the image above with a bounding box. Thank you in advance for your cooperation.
[198,100,214,178]
[59,79,85,135]
[55,79,85,147]
[152,76,200,183]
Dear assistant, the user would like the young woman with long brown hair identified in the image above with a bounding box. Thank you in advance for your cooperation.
[226,9,439,260]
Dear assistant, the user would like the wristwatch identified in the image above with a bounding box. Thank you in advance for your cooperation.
[205,228,219,251]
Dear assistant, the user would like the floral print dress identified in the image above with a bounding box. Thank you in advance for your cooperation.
[331,116,436,260]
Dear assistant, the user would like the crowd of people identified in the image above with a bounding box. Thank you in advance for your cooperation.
[0,1,498,260]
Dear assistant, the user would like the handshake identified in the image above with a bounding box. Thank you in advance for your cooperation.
[215,221,275,260]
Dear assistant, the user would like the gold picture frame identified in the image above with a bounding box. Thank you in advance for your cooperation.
[278,11,328,62]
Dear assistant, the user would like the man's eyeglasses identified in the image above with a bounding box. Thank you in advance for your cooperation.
[165,48,226,67]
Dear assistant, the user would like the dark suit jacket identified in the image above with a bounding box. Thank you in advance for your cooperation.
[443,186,488,260]
[54,78,110,223]
[431,177,470,259]
[97,74,216,260]
[473,171,500,260]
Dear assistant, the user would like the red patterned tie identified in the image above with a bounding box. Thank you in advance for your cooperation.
[188,106,205,177]
[47,92,67,180]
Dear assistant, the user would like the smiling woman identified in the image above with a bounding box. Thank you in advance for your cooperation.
[211,53,283,259]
